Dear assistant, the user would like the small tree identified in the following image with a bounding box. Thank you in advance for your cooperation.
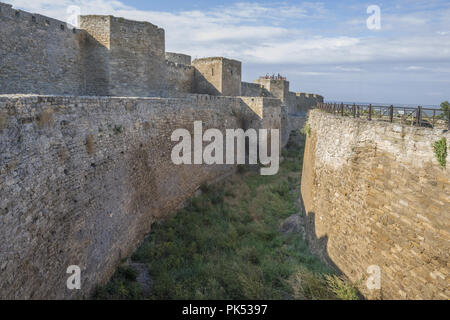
[441,101,450,121]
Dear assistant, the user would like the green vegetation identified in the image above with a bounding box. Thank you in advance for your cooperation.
[113,125,124,135]
[432,138,448,168]
[94,132,359,300]
[300,124,311,137]
[440,101,450,121]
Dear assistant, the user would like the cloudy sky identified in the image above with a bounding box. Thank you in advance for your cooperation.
[7,0,450,105]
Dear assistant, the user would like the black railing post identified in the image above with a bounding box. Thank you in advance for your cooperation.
[368,104,372,121]
[341,103,344,116]
[417,106,422,126]
[353,104,356,118]
[389,105,394,123]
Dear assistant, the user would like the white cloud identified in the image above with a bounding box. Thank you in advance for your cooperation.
[7,0,450,65]
[406,66,425,71]
[6,0,450,104]
[336,66,364,72]
[289,71,332,76]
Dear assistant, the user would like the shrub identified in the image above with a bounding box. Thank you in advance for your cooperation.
[324,274,360,300]
[288,268,335,300]
[96,140,360,300]
[113,125,124,135]
[118,265,138,281]
[432,138,447,168]
[440,101,450,121]
[300,124,311,137]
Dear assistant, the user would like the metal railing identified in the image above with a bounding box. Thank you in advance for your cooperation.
[317,102,450,130]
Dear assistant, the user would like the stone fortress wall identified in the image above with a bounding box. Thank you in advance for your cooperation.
[2,1,445,301]
[301,110,449,300]
[0,94,283,299]
[0,1,323,110]
[0,2,319,299]
[0,2,87,95]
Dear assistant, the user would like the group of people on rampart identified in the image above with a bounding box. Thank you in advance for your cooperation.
[260,73,287,81]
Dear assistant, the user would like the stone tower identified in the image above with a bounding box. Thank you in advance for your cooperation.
[79,15,166,97]
[192,57,242,96]
[254,78,290,104]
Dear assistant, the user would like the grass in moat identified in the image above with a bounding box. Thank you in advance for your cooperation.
[93,131,360,300]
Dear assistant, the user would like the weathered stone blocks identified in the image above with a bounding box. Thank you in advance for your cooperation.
[301,110,449,300]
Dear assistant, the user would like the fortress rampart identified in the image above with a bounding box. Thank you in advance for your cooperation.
[165,52,192,65]
[0,2,321,299]
[165,61,195,97]
[0,94,281,299]
[1,1,446,301]
[301,110,449,300]
[0,0,321,111]
[0,3,87,95]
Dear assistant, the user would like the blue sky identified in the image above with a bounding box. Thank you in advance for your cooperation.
[8,0,450,105]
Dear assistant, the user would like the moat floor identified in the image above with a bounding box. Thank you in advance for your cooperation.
[93,133,359,300]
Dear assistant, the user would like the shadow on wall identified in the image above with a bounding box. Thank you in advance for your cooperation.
[297,195,342,274]
[304,211,342,273]
[80,32,110,96]
[194,70,222,96]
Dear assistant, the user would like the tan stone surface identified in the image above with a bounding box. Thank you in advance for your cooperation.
[301,110,450,300]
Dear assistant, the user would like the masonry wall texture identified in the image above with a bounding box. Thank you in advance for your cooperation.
[0,94,280,299]
[255,79,289,104]
[77,15,111,96]
[241,82,269,97]
[301,110,450,300]
[165,52,191,66]
[0,3,86,95]
[165,61,195,97]
[192,57,242,97]
[288,92,324,115]
[0,2,323,300]
[79,16,167,97]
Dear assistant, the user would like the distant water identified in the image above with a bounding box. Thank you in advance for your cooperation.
[325,101,441,109]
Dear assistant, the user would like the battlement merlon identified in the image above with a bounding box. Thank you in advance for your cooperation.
[166,52,191,66]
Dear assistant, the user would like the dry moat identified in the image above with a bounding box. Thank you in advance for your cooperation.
[94,132,360,300]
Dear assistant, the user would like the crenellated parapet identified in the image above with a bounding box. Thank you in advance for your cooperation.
[165,52,191,65]
[0,1,323,105]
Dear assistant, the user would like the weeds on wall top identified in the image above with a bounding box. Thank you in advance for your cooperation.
[301,124,311,137]
[432,138,447,168]
[440,101,450,121]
